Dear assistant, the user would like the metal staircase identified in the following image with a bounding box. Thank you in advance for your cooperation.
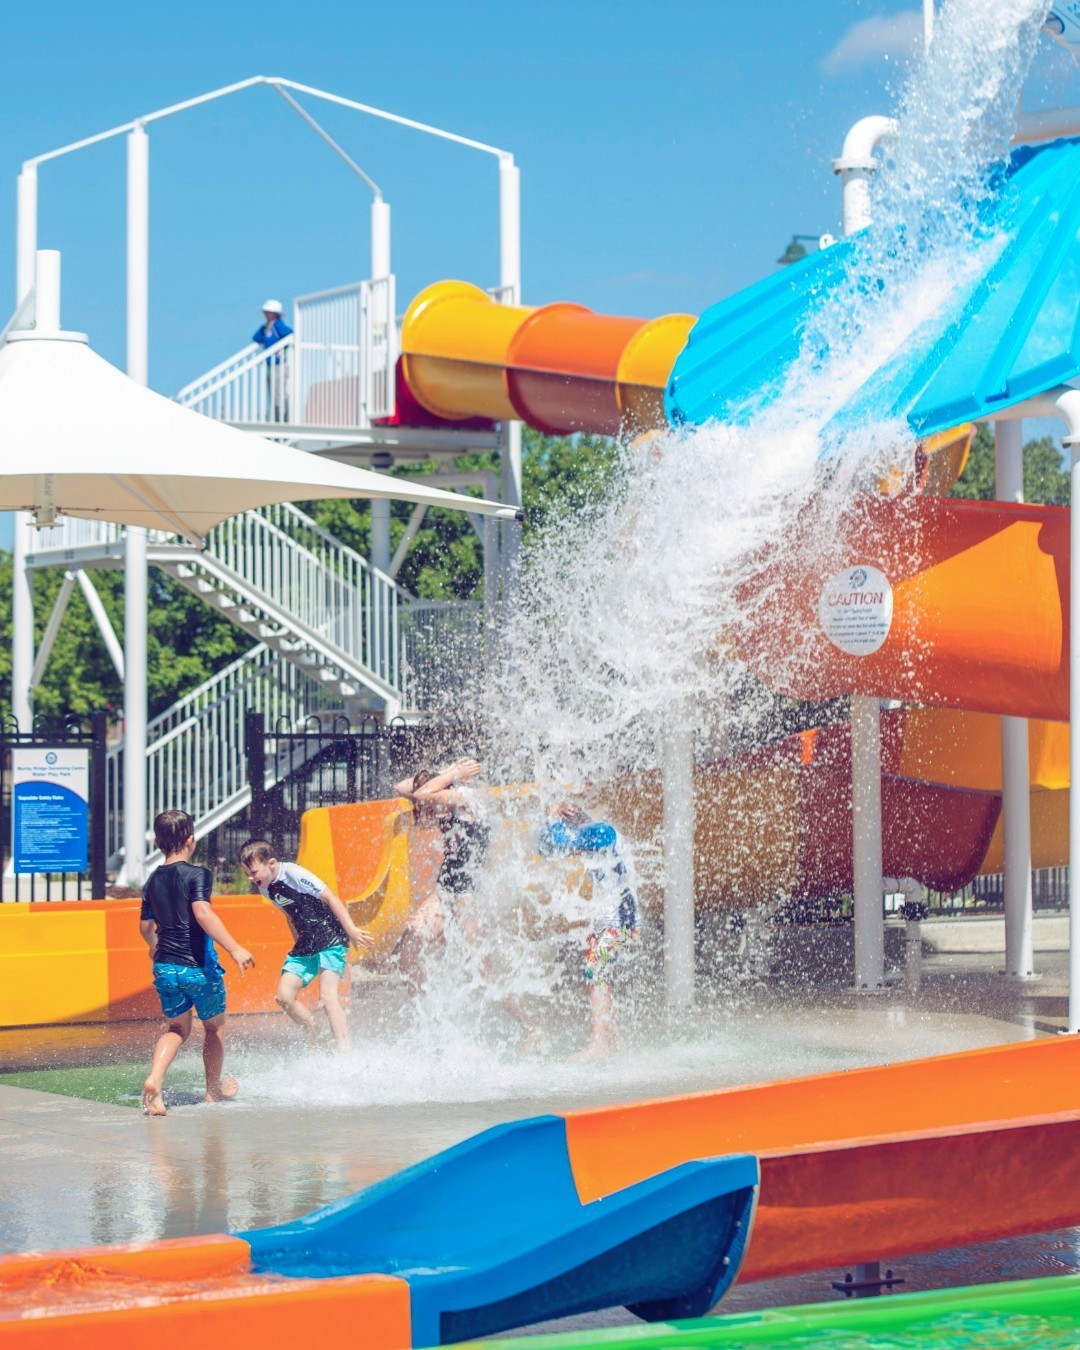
[27,502,480,862]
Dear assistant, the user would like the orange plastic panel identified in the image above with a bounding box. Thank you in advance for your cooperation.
[980,786,1068,872]
[400,280,530,421]
[736,496,1069,721]
[506,304,648,435]
[564,1037,1080,1201]
[898,707,1069,790]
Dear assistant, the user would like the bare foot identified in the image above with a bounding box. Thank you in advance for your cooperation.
[204,1074,239,1104]
[142,1080,168,1116]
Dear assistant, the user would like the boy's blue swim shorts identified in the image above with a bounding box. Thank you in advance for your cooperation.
[281,945,349,987]
[153,962,227,1021]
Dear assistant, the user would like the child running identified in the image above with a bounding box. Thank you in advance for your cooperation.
[539,803,641,1060]
[238,839,374,1051]
[139,809,256,1117]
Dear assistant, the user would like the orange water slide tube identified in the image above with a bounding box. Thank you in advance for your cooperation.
[564,1036,1080,1282]
[400,280,694,435]
[899,707,1069,872]
[735,495,1069,722]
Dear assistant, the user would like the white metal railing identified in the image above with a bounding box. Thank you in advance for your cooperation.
[361,274,396,420]
[175,275,397,430]
[175,335,294,426]
[206,502,403,692]
[105,643,341,862]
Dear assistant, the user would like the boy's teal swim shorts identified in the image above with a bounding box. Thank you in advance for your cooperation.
[281,945,349,986]
[153,961,227,1021]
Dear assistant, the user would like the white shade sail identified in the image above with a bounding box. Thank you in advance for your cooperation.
[0,331,521,544]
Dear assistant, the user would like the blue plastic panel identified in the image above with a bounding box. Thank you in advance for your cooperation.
[240,1115,758,1346]
[667,137,1080,439]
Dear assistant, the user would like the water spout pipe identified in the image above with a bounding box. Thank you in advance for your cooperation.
[832,116,899,235]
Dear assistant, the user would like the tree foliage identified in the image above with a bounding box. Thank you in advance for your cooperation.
[950,425,1070,505]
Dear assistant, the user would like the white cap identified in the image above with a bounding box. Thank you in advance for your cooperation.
[261,298,283,314]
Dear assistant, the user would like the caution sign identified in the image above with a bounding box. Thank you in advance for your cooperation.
[818,564,894,657]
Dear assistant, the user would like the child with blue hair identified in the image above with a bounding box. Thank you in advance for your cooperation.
[538,803,640,1060]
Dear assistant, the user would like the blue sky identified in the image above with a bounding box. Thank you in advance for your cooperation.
[0,1,1077,528]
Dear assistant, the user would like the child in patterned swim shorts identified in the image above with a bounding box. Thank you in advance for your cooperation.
[539,803,640,1060]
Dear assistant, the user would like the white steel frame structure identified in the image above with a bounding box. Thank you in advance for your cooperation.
[12,77,523,885]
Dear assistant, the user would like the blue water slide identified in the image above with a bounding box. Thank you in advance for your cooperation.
[666,136,1080,439]
[240,1115,758,1347]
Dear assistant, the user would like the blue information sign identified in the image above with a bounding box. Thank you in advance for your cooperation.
[12,747,90,874]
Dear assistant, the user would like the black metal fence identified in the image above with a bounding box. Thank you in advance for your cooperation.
[241,711,486,861]
[0,712,108,902]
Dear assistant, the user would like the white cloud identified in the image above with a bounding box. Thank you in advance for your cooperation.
[821,10,923,75]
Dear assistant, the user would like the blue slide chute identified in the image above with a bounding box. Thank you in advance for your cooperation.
[666,136,1080,439]
[241,1115,758,1346]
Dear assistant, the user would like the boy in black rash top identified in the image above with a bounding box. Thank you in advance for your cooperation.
[139,809,255,1116]
[239,838,374,1052]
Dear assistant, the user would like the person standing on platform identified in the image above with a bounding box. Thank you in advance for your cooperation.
[253,299,293,422]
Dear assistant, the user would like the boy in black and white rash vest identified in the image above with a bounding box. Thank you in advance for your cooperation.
[239,839,374,1052]
[538,803,640,1060]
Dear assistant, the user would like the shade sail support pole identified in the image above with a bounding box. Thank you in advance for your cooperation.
[121,124,150,887]
[995,418,1035,981]
[11,169,37,732]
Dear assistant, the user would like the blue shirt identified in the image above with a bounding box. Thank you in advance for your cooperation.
[253,317,293,363]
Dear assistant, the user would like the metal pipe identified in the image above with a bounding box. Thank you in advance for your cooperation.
[270,84,383,197]
[852,695,887,989]
[995,419,1035,980]
[832,116,899,235]
[74,568,125,678]
[662,721,696,1009]
[34,249,61,333]
[122,125,150,887]
[30,571,77,688]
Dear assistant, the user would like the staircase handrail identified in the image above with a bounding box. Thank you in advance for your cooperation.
[175,336,290,408]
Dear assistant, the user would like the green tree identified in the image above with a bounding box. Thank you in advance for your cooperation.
[0,559,252,724]
[305,428,621,601]
[950,425,1070,505]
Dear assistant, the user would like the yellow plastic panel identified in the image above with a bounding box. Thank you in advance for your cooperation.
[980,786,1068,873]
[0,908,109,1027]
[616,313,695,430]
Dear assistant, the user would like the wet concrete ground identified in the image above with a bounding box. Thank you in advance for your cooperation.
[0,938,1074,1331]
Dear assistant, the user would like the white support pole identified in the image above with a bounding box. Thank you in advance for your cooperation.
[370,197,390,280]
[995,419,1035,979]
[498,157,523,607]
[74,569,125,679]
[122,124,150,887]
[662,720,696,1010]
[852,695,887,990]
[1070,437,1080,1033]
[11,168,37,732]
[923,0,935,51]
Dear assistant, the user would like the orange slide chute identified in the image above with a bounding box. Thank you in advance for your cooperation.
[564,1037,1080,1282]
[400,280,695,435]
[735,495,1069,723]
